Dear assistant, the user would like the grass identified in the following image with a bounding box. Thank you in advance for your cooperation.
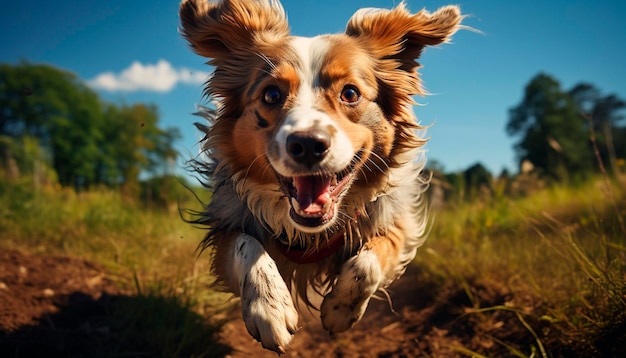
[423,175,626,356]
[0,178,206,280]
[1,173,624,356]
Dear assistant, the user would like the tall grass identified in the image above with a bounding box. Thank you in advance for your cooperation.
[2,179,192,271]
[423,175,626,355]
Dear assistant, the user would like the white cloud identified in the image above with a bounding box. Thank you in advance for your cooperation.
[87,59,210,92]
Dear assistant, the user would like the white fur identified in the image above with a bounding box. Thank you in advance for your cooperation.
[290,37,329,101]
[234,234,299,354]
[320,250,383,333]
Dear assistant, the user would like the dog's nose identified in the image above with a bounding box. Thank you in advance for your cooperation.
[286,130,331,166]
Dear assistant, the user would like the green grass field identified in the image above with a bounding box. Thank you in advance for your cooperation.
[1,175,624,356]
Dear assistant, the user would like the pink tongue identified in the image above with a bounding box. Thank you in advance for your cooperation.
[294,176,331,214]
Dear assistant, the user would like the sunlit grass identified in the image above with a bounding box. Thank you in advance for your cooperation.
[3,180,190,264]
[423,175,626,356]
[0,176,229,314]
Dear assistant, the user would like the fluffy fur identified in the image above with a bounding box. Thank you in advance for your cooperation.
[180,0,462,353]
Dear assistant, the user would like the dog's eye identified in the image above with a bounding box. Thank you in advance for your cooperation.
[262,86,282,105]
[340,85,361,104]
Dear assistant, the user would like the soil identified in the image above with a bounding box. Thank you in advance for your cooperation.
[1,248,622,357]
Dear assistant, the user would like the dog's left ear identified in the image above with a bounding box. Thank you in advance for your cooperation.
[179,0,289,62]
[346,4,462,71]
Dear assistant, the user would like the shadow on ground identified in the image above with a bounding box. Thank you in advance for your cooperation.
[0,249,229,358]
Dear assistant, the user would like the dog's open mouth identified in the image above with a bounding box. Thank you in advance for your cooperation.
[277,168,355,228]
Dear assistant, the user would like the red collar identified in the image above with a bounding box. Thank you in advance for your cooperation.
[277,231,346,264]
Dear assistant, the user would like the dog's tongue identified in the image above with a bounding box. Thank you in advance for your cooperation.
[294,175,331,214]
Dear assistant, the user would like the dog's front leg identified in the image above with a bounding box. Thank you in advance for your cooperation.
[234,234,299,354]
[320,249,383,334]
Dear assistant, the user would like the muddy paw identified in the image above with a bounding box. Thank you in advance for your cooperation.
[320,250,382,334]
[320,291,368,334]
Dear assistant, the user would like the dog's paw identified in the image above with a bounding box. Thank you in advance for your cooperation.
[235,235,299,354]
[321,250,382,334]
[242,291,299,354]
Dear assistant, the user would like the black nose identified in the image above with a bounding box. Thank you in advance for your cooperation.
[286,130,331,167]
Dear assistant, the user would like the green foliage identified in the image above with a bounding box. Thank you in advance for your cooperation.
[507,73,626,182]
[139,174,197,211]
[0,62,180,190]
[0,135,57,184]
[570,83,626,175]
[0,62,104,185]
[430,161,493,203]
[508,73,592,180]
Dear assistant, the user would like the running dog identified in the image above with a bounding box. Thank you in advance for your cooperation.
[180,0,462,353]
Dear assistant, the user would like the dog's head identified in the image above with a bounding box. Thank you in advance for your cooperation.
[181,0,461,235]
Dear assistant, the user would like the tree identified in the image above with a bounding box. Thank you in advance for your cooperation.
[0,62,105,186]
[567,84,625,175]
[0,62,180,190]
[507,73,594,181]
[100,103,180,197]
[589,94,625,174]
[463,162,492,200]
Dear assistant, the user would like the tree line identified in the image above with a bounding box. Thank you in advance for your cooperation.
[433,73,625,203]
[0,62,182,201]
[2,63,624,204]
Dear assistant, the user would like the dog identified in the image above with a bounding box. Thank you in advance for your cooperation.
[180,0,462,353]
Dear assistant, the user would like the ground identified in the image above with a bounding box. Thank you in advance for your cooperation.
[0,248,619,357]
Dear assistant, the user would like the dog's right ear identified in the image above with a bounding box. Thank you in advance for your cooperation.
[346,4,462,73]
[179,0,289,61]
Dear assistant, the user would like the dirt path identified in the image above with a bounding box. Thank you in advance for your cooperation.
[0,248,608,357]
[217,269,473,358]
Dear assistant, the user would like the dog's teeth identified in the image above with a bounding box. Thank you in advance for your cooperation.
[331,176,338,186]
[291,197,301,212]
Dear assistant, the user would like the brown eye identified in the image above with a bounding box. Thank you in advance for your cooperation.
[262,86,282,105]
[340,85,360,104]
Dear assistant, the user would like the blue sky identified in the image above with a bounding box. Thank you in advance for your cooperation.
[2,0,625,176]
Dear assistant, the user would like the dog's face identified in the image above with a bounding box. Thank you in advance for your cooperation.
[181,0,461,234]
